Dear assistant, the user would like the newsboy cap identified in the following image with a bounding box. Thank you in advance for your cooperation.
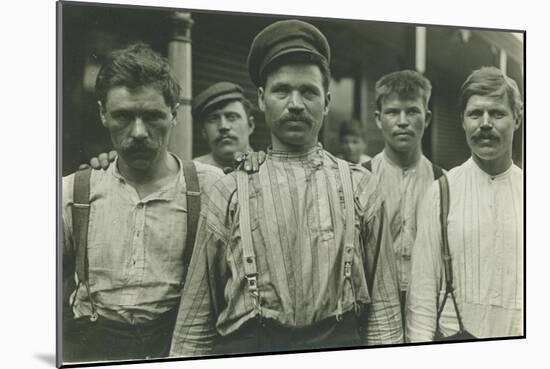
[247,19,331,87]
[192,81,245,119]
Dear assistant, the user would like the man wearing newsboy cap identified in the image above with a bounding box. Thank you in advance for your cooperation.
[192,82,256,172]
[170,19,402,357]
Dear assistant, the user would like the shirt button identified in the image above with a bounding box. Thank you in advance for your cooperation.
[137,203,144,209]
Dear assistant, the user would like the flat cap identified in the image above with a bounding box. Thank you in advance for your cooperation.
[192,81,245,120]
[247,19,330,87]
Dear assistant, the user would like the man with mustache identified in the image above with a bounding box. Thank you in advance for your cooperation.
[61,43,222,362]
[193,82,256,173]
[365,70,443,329]
[170,19,402,357]
[407,66,523,341]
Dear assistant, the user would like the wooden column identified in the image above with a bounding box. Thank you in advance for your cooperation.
[168,12,194,160]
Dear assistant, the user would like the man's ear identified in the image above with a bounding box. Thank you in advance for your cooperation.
[258,87,266,112]
[424,109,432,129]
[323,91,331,115]
[172,103,179,125]
[247,115,256,135]
[98,101,107,127]
[375,110,382,130]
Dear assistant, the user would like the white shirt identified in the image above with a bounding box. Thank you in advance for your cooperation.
[370,151,439,292]
[407,157,523,341]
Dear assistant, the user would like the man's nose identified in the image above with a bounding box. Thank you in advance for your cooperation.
[131,117,148,139]
[480,111,493,129]
[218,116,230,131]
[288,91,305,113]
[397,111,408,127]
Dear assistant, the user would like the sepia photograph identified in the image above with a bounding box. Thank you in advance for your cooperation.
[55,0,524,367]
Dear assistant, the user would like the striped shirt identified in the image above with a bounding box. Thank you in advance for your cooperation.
[370,151,439,292]
[61,155,223,324]
[407,158,523,341]
[170,146,402,357]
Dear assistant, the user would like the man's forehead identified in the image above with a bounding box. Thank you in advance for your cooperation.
[381,93,425,107]
[465,94,512,109]
[105,85,169,109]
[266,64,324,85]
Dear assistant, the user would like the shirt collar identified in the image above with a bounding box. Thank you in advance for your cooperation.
[468,156,514,181]
[382,149,422,172]
[111,153,184,202]
[267,143,324,163]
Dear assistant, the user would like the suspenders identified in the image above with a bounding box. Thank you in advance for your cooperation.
[68,161,201,321]
[236,159,358,320]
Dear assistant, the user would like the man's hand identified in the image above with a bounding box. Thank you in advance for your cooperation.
[223,150,266,174]
[78,150,117,170]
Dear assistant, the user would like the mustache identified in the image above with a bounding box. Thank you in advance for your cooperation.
[279,112,315,125]
[215,134,239,144]
[473,131,499,141]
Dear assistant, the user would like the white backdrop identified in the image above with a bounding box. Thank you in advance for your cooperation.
[1,0,544,368]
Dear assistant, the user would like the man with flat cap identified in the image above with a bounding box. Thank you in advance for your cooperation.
[170,19,402,357]
[193,82,256,173]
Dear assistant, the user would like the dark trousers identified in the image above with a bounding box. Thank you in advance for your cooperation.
[213,312,363,355]
[63,308,178,363]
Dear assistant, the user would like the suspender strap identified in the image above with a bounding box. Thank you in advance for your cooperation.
[337,160,356,279]
[432,164,444,180]
[236,171,260,310]
[436,174,465,333]
[362,160,372,172]
[181,160,201,286]
[73,168,92,285]
[336,159,358,319]
[72,167,97,321]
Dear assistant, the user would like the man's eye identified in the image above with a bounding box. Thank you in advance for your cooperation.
[385,110,398,116]
[492,111,506,119]
[142,112,165,122]
[467,111,481,118]
[112,112,133,121]
[226,113,239,121]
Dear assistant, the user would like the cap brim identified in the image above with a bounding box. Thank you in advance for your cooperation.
[194,91,244,119]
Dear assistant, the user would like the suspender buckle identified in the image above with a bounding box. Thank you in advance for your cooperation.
[90,311,99,322]
[245,274,259,296]
[344,261,352,279]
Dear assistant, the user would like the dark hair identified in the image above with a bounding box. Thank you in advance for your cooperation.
[199,97,255,123]
[339,120,364,140]
[459,66,523,122]
[259,52,331,93]
[375,70,432,111]
[95,43,182,109]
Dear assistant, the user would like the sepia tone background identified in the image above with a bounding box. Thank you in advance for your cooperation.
[60,2,523,177]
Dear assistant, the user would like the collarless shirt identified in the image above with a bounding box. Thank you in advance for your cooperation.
[370,151,438,292]
[407,158,523,341]
[62,155,223,324]
[170,146,402,357]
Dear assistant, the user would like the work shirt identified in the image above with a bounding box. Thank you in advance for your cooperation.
[193,153,225,174]
[370,151,439,292]
[407,158,523,341]
[170,146,402,357]
[62,155,223,325]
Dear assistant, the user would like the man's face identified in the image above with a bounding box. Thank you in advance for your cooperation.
[341,135,366,164]
[376,94,431,155]
[99,85,176,170]
[462,94,519,164]
[201,100,254,161]
[258,63,330,151]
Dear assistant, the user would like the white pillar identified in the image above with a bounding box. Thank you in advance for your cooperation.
[415,26,427,74]
[168,12,194,160]
[499,48,508,75]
